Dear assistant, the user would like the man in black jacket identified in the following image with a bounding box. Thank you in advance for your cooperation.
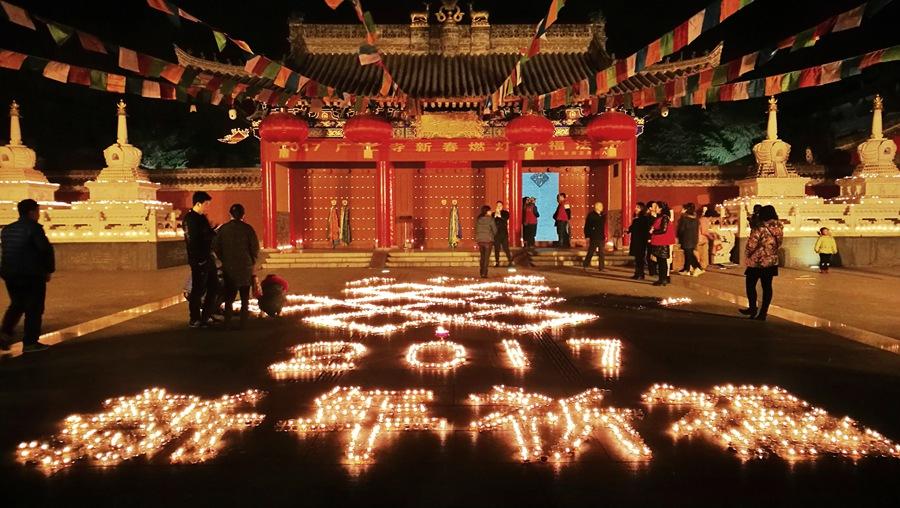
[492,201,512,267]
[184,191,218,328]
[582,201,606,272]
[1,199,55,353]
[628,202,652,279]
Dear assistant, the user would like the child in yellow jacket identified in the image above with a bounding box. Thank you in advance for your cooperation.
[814,227,838,273]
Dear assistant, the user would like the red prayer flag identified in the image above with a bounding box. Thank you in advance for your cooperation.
[160,83,176,100]
[76,31,107,54]
[718,83,734,101]
[545,0,561,28]
[814,17,837,38]
[118,48,140,73]
[673,21,689,52]
[106,73,126,93]
[0,49,27,69]
[141,80,161,98]
[67,65,91,86]
[231,38,253,54]
[860,49,885,69]
[177,8,200,22]
[732,81,749,100]
[739,52,758,77]
[160,64,185,84]
[325,0,344,9]
[720,0,741,21]
[764,75,783,96]
[819,61,841,84]
[42,61,70,83]
[1,1,35,30]
[833,5,864,32]
[797,66,821,88]
[146,0,175,15]
[698,69,713,91]
[274,66,292,88]
[615,60,629,84]
[645,39,661,67]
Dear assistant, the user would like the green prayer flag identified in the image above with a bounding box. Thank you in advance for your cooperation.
[212,31,227,51]
[46,22,74,45]
[711,65,729,86]
[362,12,378,36]
[659,31,674,57]
[882,45,900,63]
[262,61,281,80]
[781,70,801,91]
[89,70,107,90]
[791,28,816,52]
[147,57,166,78]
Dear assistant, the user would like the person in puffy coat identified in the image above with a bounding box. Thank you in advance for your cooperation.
[213,203,260,329]
[475,205,497,278]
[740,205,783,321]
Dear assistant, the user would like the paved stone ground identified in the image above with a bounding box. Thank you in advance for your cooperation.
[0,266,898,506]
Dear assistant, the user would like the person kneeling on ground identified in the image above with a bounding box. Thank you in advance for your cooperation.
[257,274,289,317]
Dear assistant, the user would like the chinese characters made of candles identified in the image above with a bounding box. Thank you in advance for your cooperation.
[277,386,447,464]
[16,388,265,475]
[469,386,651,463]
[642,383,900,461]
[500,339,530,369]
[566,338,622,377]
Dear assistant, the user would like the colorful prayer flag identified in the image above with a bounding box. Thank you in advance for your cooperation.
[1,1,35,30]
[146,0,175,15]
[107,73,126,93]
[118,48,140,73]
[46,22,74,45]
[67,65,91,86]
[833,5,865,32]
[325,0,344,9]
[212,31,227,51]
[77,31,107,54]
[41,61,69,83]
[0,49,27,70]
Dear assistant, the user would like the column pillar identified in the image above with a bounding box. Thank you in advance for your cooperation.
[262,160,278,249]
[286,167,298,249]
[507,158,522,247]
[375,158,395,248]
[620,138,636,247]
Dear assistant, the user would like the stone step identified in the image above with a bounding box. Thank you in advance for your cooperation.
[261,262,371,269]
[385,261,481,267]
[266,251,372,259]
[389,251,481,258]
[265,256,374,264]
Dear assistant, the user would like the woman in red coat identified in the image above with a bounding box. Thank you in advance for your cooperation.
[648,201,676,286]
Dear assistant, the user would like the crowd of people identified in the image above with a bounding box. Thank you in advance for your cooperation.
[0,188,825,352]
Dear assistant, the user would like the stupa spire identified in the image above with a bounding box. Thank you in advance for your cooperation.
[116,100,129,145]
[766,96,778,141]
[871,94,884,140]
[9,101,22,146]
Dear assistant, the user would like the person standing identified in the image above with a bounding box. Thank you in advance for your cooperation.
[213,204,260,329]
[184,191,218,328]
[475,205,497,278]
[676,203,703,276]
[492,201,512,267]
[649,201,675,286]
[553,193,571,248]
[814,227,838,273]
[628,202,651,279]
[740,205,783,321]
[582,201,606,272]
[522,197,539,251]
[0,199,54,353]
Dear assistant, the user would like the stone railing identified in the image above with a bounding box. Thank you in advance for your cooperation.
[637,165,830,187]
[45,168,262,192]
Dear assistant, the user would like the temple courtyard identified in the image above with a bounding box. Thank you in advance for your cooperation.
[0,265,898,506]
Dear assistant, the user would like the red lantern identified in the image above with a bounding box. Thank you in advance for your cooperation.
[585,111,636,142]
[505,114,554,145]
[258,112,309,143]
[343,114,393,144]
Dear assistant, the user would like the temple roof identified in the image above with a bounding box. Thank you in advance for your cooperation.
[173,3,721,104]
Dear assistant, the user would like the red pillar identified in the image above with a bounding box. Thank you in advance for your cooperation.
[620,138,636,247]
[261,160,278,249]
[287,168,297,248]
[507,158,522,247]
[375,159,395,249]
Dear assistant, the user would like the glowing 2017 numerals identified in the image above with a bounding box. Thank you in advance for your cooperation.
[500,339,529,369]
[268,341,366,379]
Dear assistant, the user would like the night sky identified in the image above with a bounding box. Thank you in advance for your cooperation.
[1,0,899,170]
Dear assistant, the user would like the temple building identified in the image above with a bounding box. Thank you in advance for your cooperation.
[175,2,722,250]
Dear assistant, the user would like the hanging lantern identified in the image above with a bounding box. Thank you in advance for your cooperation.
[259,112,309,159]
[505,114,554,160]
[585,111,636,158]
[585,111,637,142]
[344,115,393,159]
